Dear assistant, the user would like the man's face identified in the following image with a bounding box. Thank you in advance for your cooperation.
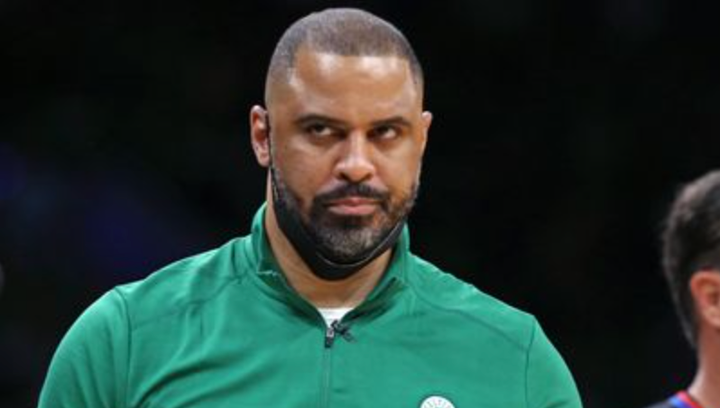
[259,47,432,261]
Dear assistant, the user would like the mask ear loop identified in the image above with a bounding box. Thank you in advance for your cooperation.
[264,113,288,240]
[264,111,280,202]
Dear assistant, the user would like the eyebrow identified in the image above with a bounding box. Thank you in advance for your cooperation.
[293,114,413,129]
[370,116,413,129]
[294,114,348,129]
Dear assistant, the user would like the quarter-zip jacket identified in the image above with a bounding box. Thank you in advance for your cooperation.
[39,205,582,408]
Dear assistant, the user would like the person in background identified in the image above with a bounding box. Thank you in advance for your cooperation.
[647,170,720,408]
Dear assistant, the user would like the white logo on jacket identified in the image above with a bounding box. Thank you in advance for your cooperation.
[420,395,455,408]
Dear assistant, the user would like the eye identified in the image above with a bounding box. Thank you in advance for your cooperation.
[371,125,400,141]
[304,123,335,138]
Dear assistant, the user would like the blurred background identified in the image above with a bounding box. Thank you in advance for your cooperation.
[2,0,720,406]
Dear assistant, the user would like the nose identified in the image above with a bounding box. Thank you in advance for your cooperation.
[334,132,376,184]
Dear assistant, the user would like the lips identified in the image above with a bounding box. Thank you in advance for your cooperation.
[325,197,380,216]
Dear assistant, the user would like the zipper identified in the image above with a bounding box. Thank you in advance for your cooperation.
[320,321,337,408]
[320,319,355,408]
[316,279,401,408]
[320,339,333,408]
[317,281,400,407]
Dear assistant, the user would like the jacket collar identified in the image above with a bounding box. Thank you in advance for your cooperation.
[239,203,410,315]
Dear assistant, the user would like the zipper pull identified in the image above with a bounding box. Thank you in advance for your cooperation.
[333,320,354,342]
[325,320,353,348]
[324,322,337,348]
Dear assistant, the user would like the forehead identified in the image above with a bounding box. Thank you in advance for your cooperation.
[269,48,422,120]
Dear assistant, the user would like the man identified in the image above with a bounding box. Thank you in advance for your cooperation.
[645,171,720,408]
[39,8,582,408]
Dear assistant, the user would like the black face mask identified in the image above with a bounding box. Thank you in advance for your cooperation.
[269,165,406,281]
[264,115,406,281]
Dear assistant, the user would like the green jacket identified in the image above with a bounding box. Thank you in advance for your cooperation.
[39,206,582,408]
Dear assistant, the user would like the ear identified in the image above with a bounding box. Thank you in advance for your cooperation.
[689,270,720,329]
[250,105,271,168]
[419,110,432,154]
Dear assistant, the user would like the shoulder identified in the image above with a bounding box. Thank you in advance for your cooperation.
[112,237,246,327]
[405,255,582,406]
[406,255,537,350]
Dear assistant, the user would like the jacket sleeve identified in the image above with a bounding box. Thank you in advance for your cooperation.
[525,319,583,408]
[38,289,130,408]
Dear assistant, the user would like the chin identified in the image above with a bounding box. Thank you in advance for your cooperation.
[324,212,387,230]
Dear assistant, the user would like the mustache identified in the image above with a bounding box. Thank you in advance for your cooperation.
[315,183,391,211]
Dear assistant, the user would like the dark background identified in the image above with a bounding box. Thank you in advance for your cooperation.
[2,0,719,406]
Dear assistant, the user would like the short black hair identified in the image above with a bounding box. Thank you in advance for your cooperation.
[265,8,423,99]
[662,170,720,346]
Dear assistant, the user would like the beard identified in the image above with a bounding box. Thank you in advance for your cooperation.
[271,167,419,263]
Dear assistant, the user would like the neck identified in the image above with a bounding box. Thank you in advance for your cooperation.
[689,331,720,408]
[264,198,392,309]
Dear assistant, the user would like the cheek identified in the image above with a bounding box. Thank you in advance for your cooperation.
[378,148,423,193]
[276,145,334,202]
